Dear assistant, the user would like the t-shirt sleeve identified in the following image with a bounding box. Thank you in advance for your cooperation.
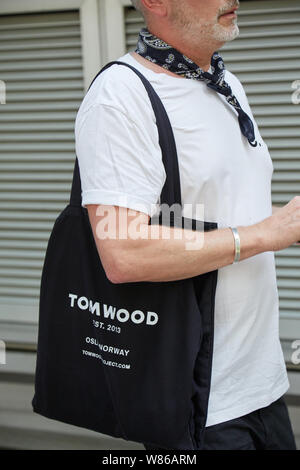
[75,102,166,217]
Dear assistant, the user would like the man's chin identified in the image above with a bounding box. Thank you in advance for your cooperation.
[213,23,240,43]
[228,24,240,41]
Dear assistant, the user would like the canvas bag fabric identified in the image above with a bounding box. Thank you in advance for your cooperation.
[31,61,218,450]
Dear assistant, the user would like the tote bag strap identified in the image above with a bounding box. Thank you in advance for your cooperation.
[70,60,182,219]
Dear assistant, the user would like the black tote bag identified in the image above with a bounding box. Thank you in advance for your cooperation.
[32,61,218,450]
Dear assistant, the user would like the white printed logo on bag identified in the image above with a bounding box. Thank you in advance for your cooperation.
[69,293,159,326]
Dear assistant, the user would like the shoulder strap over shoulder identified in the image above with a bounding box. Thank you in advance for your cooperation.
[70,61,182,213]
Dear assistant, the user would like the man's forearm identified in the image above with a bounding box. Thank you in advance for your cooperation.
[90,199,300,284]
[112,223,264,284]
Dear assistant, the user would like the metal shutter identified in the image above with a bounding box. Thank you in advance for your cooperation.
[125,0,300,322]
[0,11,84,323]
[125,6,145,51]
[221,0,300,322]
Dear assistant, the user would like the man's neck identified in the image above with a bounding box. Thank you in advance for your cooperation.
[130,52,185,79]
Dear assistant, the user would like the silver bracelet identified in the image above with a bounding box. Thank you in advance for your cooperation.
[230,227,241,263]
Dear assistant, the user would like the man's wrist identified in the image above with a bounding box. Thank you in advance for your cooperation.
[236,223,267,260]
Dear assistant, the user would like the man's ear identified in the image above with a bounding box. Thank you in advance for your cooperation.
[141,0,168,19]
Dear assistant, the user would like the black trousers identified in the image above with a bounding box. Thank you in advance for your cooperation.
[143,395,297,450]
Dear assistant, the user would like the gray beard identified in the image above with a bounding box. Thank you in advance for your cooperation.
[179,20,240,49]
[212,22,240,42]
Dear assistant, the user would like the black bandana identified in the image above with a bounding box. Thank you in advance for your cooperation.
[135,28,257,148]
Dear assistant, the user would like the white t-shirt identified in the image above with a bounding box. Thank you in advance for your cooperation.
[75,52,289,426]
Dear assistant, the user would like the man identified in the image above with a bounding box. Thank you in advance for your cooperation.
[75,0,298,450]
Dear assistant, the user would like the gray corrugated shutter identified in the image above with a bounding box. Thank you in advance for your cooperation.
[125,0,300,321]
[125,7,145,51]
[0,11,84,323]
[224,0,300,322]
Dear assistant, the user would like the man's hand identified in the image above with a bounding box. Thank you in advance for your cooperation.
[257,197,300,251]
[272,205,282,215]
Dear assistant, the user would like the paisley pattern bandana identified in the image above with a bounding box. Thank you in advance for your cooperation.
[135,28,257,147]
